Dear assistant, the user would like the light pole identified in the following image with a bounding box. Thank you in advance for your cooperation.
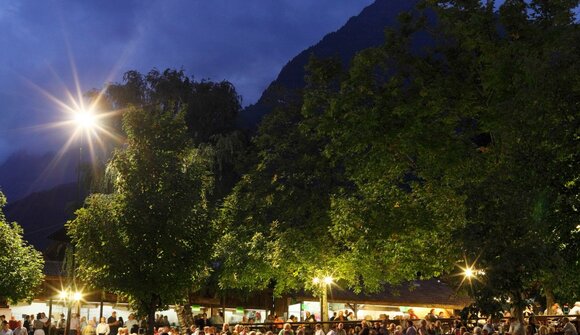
[60,289,82,335]
[313,276,333,330]
[63,108,96,335]
[73,109,96,203]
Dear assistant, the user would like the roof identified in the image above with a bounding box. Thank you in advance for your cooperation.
[296,279,472,309]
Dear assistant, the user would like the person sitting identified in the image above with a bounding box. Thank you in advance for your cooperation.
[569,302,580,320]
[407,310,419,321]
[277,324,293,335]
[425,310,437,322]
[560,318,577,335]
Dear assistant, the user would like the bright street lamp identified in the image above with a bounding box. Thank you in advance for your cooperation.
[464,267,474,279]
[74,109,96,129]
[313,276,333,328]
[59,289,83,335]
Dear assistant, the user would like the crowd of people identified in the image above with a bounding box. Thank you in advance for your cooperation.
[0,312,142,335]
[3,302,579,335]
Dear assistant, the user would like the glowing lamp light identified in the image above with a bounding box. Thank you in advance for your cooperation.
[313,277,320,284]
[323,276,333,285]
[58,289,83,301]
[74,109,96,129]
[464,267,474,278]
[72,291,82,301]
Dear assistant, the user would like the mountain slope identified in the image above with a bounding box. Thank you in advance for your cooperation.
[4,182,78,251]
[0,150,77,201]
[240,0,420,126]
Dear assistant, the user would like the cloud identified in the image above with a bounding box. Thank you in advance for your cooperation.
[0,0,373,161]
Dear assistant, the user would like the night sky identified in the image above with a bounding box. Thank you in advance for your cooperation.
[0,0,373,162]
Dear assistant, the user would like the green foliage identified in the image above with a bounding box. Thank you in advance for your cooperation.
[0,191,45,304]
[105,68,241,145]
[68,106,213,329]
[214,103,344,295]
[297,0,580,315]
[216,0,580,313]
[102,68,248,202]
[427,0,580,314]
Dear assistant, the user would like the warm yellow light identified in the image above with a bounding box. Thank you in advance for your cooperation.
[72,291,82,301]
[323,276,333,285]
[313,277,320,284]
[464,267,474,278]
[58,290,68,300]
[74,109,96,129]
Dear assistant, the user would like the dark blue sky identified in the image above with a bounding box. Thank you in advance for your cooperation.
[0,0,373,162]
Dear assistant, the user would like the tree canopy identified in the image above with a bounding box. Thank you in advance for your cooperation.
[67,105,213,334]
[301,0,580,315]
[103,68,242,145]
[0,191,44,305]
[214,0,580,315]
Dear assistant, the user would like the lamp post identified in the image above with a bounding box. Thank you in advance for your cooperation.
[62,108,96,335]
[73,109,96,203]
[60,289,82,335]
[313,276,333,329]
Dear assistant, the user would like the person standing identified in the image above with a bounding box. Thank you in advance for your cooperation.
[9,317,18,331]
[79,317,87,335]
[1,321,14,335]
[14,322,28,335]
[107,313,119,335]
[70,314,80,335]
[96,318,109,335]
[33,313,46,335]
[404,321,416,335]
[82,320,95,335]
[124,315,138,335]
[57,315,66,335]
[23,317,31,335]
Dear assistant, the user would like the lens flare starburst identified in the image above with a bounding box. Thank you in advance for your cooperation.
[454,255,486,291]
[20,71,124,200]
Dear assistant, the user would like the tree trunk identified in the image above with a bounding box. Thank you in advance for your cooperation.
[510,293,525,335]
[147,297,157,335]
[175,305,194,335]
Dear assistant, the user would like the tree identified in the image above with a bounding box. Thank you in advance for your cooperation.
[302,0,580,318]
[67,105,213,335]
[101,68,248,202]
[214,101,345,296]
[0,191,44,306]
[214,15,465,298]
[104,68,242,145]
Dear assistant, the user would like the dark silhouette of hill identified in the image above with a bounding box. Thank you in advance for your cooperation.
[0,150,77,201]
[4,182,78,252]
[239,0,420,127]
